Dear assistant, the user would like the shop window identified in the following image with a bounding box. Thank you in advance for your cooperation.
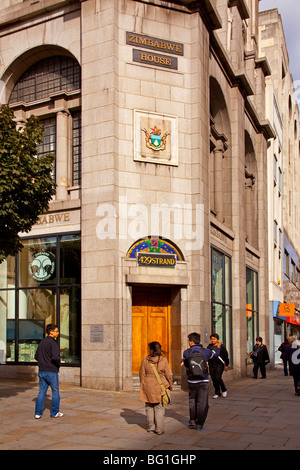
[0,234,81,365]
[246,267,259,361]
[211,247,233,365]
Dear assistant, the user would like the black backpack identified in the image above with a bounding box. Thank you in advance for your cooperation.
[187,348,208,379]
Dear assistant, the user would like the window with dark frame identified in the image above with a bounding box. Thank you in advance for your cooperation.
[37,117,57,181]
[246,267,259,361]
[9,55,81,189]
[211,247,233,366]
[0,234,81,366]
[9,56,80,104]
[72,111,81,186]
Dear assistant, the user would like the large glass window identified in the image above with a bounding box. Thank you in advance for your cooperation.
[246,267,259,361]
[9,56,80,104]
[37,117,56,181]
[8,55,81,190]
[0,234,81,365]
[211,248,232,365]
[72,111,81,186]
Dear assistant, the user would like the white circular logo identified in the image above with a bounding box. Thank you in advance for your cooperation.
[29,252,55,281]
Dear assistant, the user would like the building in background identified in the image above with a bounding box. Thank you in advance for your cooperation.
[0,0,273,389]
[259,8,300,367]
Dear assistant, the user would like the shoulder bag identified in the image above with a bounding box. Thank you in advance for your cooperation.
[150,362,171,405]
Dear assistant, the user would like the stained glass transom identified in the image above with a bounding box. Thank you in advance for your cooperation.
[127,238,184,260]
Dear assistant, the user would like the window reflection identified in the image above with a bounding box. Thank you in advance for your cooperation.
[60,287,80,364]
[19,238,56,288]
[60,234,81,284]
[0,256,15,289]
[246,267,259,362]
[211,248,232,365]
[1,234,80,365]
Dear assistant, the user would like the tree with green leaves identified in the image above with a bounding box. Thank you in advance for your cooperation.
[0,105,55,263]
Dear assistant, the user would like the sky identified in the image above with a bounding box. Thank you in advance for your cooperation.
[259,0,300,81]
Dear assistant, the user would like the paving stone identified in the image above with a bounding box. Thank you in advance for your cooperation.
[0,367,299,451]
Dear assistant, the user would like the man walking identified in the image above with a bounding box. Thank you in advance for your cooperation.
[181,332,220,431]
[250,336,270,379]
[34,324,63,419]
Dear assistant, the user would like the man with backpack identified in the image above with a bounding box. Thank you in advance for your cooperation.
[181,332,220,430]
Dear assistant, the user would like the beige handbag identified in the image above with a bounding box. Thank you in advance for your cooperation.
[150,362,171,405]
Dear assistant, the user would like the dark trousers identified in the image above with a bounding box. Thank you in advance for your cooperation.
[283,359,289,376]
[292,374,300,394]
[253,359,266,378]
[209,364,226,396]
[188,382,209,426]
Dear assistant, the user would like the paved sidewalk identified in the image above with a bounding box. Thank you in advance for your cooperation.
[0,367,299,451]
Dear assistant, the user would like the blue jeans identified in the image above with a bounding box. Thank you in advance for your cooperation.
[35,371,60,417]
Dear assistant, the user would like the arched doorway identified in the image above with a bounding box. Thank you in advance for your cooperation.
[127,237,183,376]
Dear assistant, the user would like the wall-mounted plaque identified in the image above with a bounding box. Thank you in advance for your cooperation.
[126,32,184,56]
[90,325,104,343]
[134,110,178,166]
[133,49,178,70]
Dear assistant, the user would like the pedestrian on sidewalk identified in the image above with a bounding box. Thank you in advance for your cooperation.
[181,332,220,431]
[139,341,172,435]
[250,336,270,379]
[278,337,291,376]
[207,333,229,398]
[34,324,63,419]
[286,337,300,396]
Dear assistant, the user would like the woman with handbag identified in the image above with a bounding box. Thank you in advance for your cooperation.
[139,341,173,435]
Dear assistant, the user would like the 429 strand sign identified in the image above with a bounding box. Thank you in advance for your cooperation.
[137,252,176,268]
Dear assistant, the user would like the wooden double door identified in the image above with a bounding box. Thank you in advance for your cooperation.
[132,286,171,374]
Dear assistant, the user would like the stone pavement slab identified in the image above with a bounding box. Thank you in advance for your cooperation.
[0,367,299,453]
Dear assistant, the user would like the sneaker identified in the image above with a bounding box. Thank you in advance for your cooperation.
[35,414,42,419]
[213,394,219,399]
[188,422,196,429]
[222,391,227,398]
[196,424,204,431]
[52,412,64,418]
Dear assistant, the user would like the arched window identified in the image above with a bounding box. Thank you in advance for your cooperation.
[245,131,258,248]
[8,55,81,197]
[9,56,80,104]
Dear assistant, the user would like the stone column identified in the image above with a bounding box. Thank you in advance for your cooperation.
[56,110,70,200]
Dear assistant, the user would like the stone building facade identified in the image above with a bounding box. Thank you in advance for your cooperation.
[0,0,273,390]
[259,8,300,360]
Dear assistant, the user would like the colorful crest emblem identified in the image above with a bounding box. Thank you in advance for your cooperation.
[142,125,169,151]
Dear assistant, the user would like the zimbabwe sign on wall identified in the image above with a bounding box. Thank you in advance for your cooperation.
[126,31,184,71]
